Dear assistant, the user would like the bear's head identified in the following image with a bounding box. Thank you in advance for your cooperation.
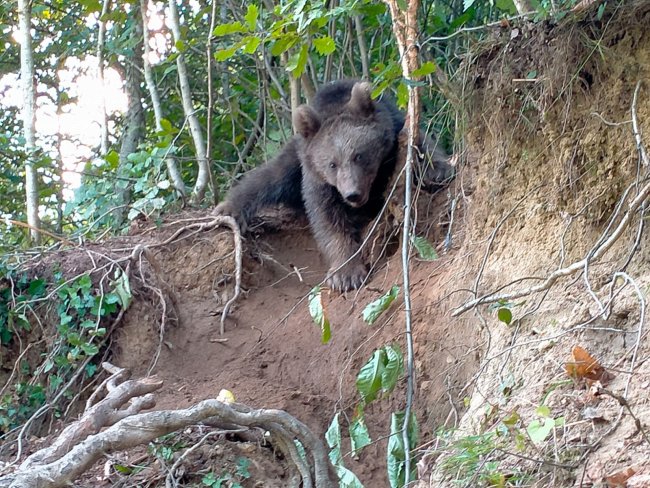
[293,82,395,208]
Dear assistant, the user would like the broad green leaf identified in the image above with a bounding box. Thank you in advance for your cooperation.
[536,405,551,417]
[356,349,386,404]
[411,235,438,261]
[286,44,308,78]
[527,417,555,444]
[160,118,173,134]
[27,278,46,297]
[242,36,261,54]
[270,35,298,56]
[80,343,99,356]
[387,411,418,488]
[326,412,342,463]
[336,465,364,488]
[244,5,259,31]
[174,40,186,52]
[411,61,437,78]
[105,150,119,167]
[362,285,399,325]
[213,21,247,37]
[495,0,517,14]
[349,415,372,455]
[78,274,92,293]
[313,36,336,56]
[396,83,408,109]
[497,307,512,325]
[215,45,239,62]
[308,286,331,344]
[381,345,404,395]
[112,270,132,309]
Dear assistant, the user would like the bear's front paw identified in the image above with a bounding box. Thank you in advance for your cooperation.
[327,262,368,292]
[213,201,248,233]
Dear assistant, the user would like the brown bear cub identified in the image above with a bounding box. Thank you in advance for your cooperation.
[216,79,453,291]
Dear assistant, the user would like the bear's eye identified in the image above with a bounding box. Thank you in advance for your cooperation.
[329,161,337,169]
[353,153,362,163]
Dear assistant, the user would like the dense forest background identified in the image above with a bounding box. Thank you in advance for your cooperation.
[1,0,549,249]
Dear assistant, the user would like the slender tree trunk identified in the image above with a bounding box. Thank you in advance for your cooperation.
[205,0,220,206]
[354,15,370,80]
[55,91,64,234]
[383,0,421,483]
[18,0,40,244]
[115,8,145,224]
[140,0,186,200]
[167,0,210,204]
[97,0,111,155]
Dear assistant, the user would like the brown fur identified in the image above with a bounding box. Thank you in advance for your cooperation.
[216,80,454,291]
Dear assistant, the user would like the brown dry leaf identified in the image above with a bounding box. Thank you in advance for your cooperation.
[605,466,636,487]
[566,345,608,383]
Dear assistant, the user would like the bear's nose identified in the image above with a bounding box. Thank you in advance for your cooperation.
[345,192,362,204]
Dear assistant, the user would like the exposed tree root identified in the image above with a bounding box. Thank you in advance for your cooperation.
[0,363,334,488]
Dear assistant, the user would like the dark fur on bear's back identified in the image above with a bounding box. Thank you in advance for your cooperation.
[216,80,452,291]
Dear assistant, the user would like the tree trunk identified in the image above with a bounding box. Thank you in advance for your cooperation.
[115,8,145,224]
[17,0,40,244]
[97,0,111,155]
[140,0,186,200]
[167,0,210,204]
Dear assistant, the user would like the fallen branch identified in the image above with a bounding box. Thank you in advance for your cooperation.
[0,363,334,488]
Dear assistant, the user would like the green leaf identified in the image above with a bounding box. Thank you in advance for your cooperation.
[336,466,364,488]
[313,36,336,56]
[349,415,371,455]
[497,307,512,325]
[381,345,404,395]
[411,235,438,261]
[160,118,174,134]
[387,411,418,488]
[78,274,92,293]
[270,35,298,56]
[175,40,186,52]
[327,413,364,487]
[396,83,408,109]
[326,412,342,463]
[286,44,308,78]
[495,0,517,14]
[244,5,259,31]
[362,285,399,325]
[356,349,386,404]
[597,2,607,20]
[242,36,261,54]
[215,45,239,62]
[112,270,132,309]
[213,21,247,37]
[527,417,555,444]
[105,150,119,168]
[536,405,551,417]
[411,61,436,78]
[80,343,99,356]
[308,286,331,344]
[526,70,538,79]
[27,278,46,297]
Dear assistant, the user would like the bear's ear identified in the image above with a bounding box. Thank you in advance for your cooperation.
[293,105,321,139]
[347,81,375,117]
